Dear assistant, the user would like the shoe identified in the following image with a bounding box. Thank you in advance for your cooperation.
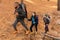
[25,30,30,35]
[30,32,34,35]
[13,31,18,34]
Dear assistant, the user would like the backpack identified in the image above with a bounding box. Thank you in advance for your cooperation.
[43,16,50,24]
[19,4,27,18]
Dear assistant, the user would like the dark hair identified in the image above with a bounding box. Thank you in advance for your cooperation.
[33,12,36,15]
[15,2,20,9]
[45,14,48,17]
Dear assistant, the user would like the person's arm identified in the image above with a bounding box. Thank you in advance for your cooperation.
[28,16,32,21]
[24,4,27,13]
[14,10,18,16]
[14,10,16,14]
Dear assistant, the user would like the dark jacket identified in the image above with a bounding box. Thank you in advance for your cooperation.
[28,15,38,24]
[20,3,27,13]
[20,3,27,18]
[15,6,25,19]
[43,16,50,24]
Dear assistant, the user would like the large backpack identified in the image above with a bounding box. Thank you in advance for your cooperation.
[16,4,26,18]
[19,4,27,18]
[43,16,50,24]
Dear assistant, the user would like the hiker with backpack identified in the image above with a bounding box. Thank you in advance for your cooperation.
[28,12,38,34]
[13,2,29,34]
[43,14,50,33]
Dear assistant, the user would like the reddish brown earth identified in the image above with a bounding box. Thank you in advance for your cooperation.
[0,0,60,40]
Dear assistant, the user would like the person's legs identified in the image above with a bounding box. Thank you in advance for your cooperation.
[13,19,18,31]
[35,24,38,32]
[19,19,28,30]
[45,24,49,33]
[19,19,30,34]
[30,24,34,32]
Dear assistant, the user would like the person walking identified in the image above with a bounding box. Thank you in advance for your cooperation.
[28,12,38,34]
[43,14,50,33]
[13,2,29,34]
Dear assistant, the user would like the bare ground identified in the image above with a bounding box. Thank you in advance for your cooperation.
[0,0,60,40]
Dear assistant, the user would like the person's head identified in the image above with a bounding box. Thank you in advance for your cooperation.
[21,0,24,4]
[32,12,36,16]
[14,2,19,9]
[45,14,48,17]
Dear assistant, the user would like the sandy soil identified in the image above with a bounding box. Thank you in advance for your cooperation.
[0,0,60,40]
